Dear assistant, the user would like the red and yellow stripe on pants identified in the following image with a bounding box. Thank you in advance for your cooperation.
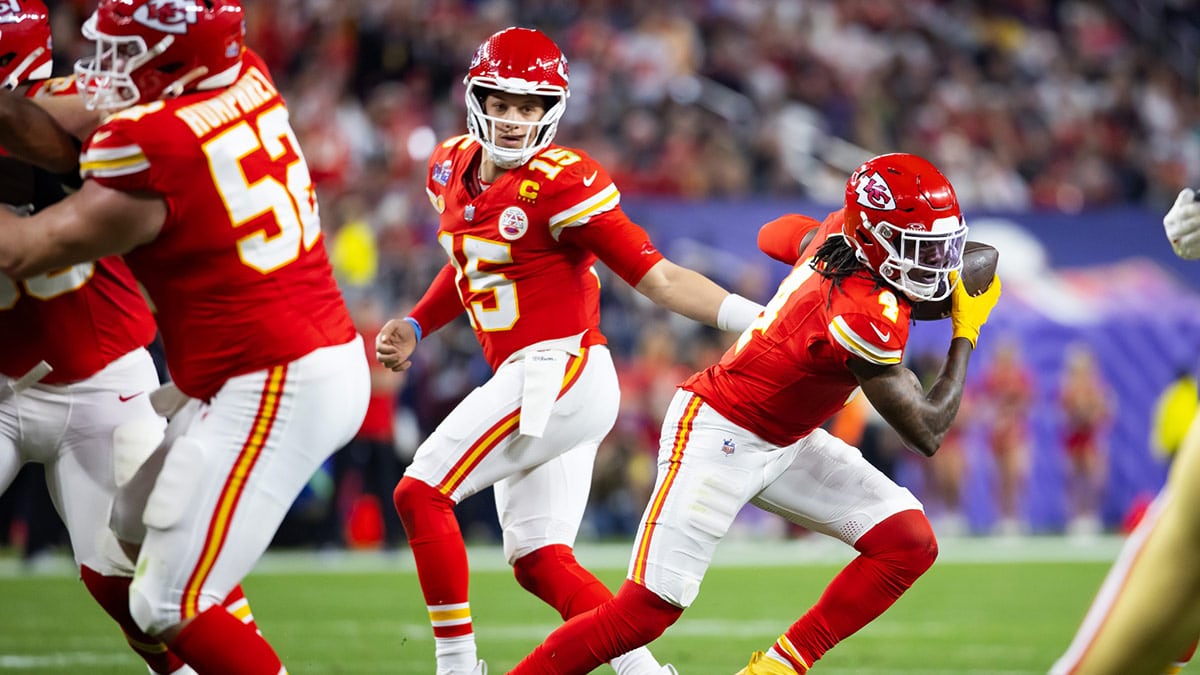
[434,348,590,498]
[630,393,702,585]
[180,365,287,619]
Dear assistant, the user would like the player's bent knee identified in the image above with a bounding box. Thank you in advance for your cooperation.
[393,476,458,536]
[610,580,684,644]
[393,476,436,514]
[861,509,939,579]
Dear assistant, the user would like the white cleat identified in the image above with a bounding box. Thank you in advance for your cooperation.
[661,666,680,674]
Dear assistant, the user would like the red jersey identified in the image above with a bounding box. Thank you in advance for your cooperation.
[78,50,355,399]
[684,211,911,446]
[0,77,156,384]
[416,135,664,369]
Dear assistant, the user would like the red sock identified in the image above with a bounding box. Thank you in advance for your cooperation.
[511,580,682,674]
[222,585,258,632]
[170,606,282,674]
[393,476,473,638]
[513,544,613,620]
[80,565,188,674]
[776,510,937,670]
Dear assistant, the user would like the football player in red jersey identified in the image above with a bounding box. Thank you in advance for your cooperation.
[0,4,238,673]
[0,1,369,673]
[374,27,762,675]
[509,153,1002,675]
[1051,188,1200,675]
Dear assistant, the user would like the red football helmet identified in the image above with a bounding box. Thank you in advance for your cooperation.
[464,27,569,169]
[842,153,967,302]
[0,0,52,90]
[74,0,245,111]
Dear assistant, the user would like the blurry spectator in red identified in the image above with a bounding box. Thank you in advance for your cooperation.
[977,337,1037,535]
[1058,342,1114,536]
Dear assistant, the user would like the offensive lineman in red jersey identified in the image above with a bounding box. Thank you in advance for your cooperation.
[0,1,369,673]
[0,3,257,673]
[374,27,763,675]
[510,153,1003,674]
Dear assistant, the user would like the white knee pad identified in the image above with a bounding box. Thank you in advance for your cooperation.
[143,437,208,531]
[112,417,166,488]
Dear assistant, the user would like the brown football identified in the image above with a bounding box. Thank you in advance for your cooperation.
[910,241,999,321]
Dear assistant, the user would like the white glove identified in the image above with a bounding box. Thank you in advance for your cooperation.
[1164,188,1200,260]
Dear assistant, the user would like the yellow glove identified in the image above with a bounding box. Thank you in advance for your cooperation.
[950,270,1001,347]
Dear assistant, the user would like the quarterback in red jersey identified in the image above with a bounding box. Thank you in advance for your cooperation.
[375,27,761,675]
[0,1,368,673]
[511,153,1002,675]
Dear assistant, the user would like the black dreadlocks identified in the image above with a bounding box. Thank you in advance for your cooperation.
[809,234,895,311]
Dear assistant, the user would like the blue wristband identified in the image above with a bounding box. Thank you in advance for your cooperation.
[402,316,423,343]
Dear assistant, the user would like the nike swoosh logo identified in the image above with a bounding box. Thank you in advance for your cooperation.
[118,392,145,402]
[90,129,113,144]
[582,170,598,187]
[869,323,891,342]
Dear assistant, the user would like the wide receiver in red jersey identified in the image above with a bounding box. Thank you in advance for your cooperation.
[0,1,369,673]
[374,27,762,675]
[509,153,1002,674]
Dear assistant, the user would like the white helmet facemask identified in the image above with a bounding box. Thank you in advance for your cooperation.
[867,214,967,302]
[74,14,168,111]
[465,77,567,169]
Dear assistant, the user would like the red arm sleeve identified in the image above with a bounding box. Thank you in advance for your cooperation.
[758,214,822,265]
[560,208,664,287]
[407,264,464,336]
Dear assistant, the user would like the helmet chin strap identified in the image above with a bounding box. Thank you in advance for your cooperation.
[3,46,47,90]
[163,66,210,99]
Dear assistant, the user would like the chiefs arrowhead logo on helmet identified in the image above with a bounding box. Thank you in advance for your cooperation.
[132,0,199,35]
[854,172,897,211]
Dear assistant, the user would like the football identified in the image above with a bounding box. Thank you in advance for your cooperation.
[911,241,999,321]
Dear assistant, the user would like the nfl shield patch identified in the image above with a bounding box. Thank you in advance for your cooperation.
[432,160,452,186]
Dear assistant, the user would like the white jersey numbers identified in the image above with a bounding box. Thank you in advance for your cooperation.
[205,104,320,274]
[0,263,96,310]
[735,260,815,354]
[440,232,520,332]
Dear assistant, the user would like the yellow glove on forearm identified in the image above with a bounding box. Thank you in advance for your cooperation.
[950,271,1002,347]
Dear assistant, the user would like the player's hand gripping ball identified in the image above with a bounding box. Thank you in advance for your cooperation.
[911,241,999,321]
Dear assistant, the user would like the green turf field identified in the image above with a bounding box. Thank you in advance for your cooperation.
[0,537,1119,674]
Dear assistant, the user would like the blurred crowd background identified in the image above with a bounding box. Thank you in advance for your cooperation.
[3,0,1200,561]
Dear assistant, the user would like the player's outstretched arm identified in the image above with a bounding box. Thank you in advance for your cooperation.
[634,258,763,332]
[0,87,79,174]
[1164,188,1200,260]
[0,179,165,279]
